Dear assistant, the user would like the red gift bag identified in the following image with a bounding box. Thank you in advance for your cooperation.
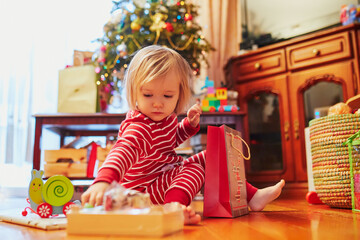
[203,125,250,218]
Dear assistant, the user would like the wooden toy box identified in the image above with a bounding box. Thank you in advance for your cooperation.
[44,149,87,177]
[44,147,108,178]
[67,205,184,237]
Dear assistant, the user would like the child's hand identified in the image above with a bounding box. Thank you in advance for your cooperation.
[187,104,202,128]
[81,182,110,207]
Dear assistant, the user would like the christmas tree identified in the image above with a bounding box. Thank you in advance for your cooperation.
[93,0,214,109]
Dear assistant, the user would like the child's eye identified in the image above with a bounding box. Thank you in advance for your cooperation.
[164,95,173,98]
[143,94,152,97]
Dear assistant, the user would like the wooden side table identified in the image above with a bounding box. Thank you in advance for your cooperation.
[33,112,245,171]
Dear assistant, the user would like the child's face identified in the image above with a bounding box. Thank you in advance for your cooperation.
[136,69,180,122]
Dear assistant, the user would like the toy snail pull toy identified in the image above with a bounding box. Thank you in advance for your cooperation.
[22,169,80,218]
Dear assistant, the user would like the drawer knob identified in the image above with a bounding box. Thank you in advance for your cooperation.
[254,62,261,70]
[312,48,320,56]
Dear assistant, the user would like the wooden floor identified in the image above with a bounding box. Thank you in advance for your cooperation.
[0,185,359,240]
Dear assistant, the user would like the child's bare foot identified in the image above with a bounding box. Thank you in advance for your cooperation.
[248,179,285,211]
[182,205,201,225]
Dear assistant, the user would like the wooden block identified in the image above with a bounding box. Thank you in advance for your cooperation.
[209,99,220,108]
[44,163,87,178]
[67,204,184,237]
[220,99,228,106]
[44,149,87,163]
[207,87,215,94]
[202,99,209,107]
[216,88,228,100]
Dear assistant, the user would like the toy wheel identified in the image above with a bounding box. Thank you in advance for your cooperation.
[231,105,238,112]
[37,203,53,218]
[209,106,216,112]
[218,106,224,112]
[63,202,75,215]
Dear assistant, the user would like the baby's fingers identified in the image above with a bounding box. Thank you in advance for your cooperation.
[95,192,105,206]
[81,192,90,206]
[88,190,105,207]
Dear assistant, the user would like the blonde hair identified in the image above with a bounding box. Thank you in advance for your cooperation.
[125,45,193,114]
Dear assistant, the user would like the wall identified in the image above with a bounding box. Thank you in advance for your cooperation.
[243,0,358,39]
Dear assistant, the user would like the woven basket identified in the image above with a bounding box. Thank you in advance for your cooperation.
[309,114,360,208]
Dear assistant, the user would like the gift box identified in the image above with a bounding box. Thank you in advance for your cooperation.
[57,65,97,113]
[67,204,184,237]
[73,50,93,66]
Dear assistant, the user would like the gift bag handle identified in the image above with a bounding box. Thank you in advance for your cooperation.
[230,133,251,160]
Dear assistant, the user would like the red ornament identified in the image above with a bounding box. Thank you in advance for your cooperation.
[184,14,193,21]
[100,45,107,52]
[97,57,106,63]
[164,22,174,32]
[100,99,108,112]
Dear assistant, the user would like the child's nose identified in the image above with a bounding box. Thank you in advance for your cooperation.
[153,101,163,108]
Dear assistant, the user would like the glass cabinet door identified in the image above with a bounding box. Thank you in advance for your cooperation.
[303,82,343,127]
[289,61,355,181]
[247,92,283,172]
[237,74,294,182]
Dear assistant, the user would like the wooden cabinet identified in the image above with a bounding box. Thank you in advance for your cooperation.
[226,24,360,183]
[233,49,286,82]
[288,61,357,181]
[286,32,352,70]
[237,74,294,182]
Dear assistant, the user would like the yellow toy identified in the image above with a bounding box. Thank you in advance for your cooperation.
[22,169,78,218]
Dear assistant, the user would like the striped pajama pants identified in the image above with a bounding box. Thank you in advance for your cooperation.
[146,150,206,206]
[145,150,258,206]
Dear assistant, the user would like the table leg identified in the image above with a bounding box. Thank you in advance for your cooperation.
[235,116,243,133]
[60,130,65,147]
[33,117,43,170]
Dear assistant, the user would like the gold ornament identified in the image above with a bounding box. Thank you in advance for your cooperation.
[150,13,168,44]
[150,13,167,32]
[130,21,141,31]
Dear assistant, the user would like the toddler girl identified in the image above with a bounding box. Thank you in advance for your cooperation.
[81,45,285,225]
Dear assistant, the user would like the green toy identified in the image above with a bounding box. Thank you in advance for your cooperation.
[22,169,78,218]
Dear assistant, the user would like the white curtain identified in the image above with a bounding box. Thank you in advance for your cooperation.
[191,0,242,93]
[202,0,242,88]
[0,0,113,190]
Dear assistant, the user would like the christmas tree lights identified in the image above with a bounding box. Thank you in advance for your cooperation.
[93,0,214,105]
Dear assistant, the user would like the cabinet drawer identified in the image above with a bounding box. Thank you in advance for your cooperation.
[286,32,352,70]
[232,49,286,82]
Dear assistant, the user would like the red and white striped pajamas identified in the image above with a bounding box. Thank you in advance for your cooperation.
[94,110,206,206]
[94,110,258,206]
